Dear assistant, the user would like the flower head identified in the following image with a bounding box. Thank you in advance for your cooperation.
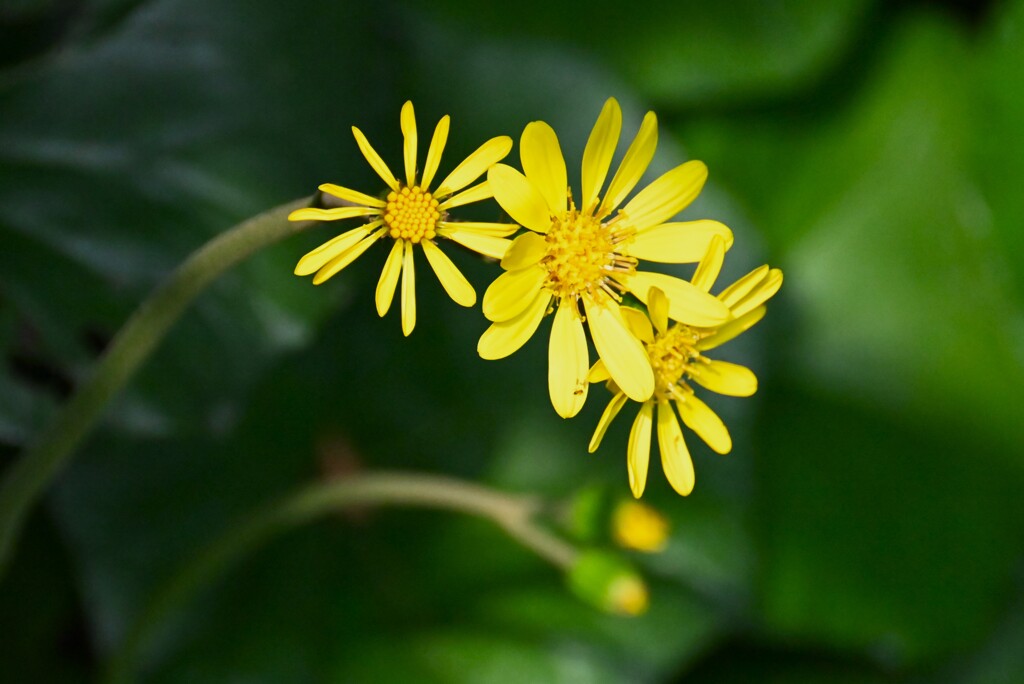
[290,101,516,335]
[478,98,733,417]
[588,236,783,497]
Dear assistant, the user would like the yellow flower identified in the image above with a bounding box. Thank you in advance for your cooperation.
[289,101,516,336]
[588,236,783,497]
[478,98,733,418]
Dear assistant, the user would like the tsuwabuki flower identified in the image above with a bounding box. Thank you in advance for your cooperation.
[290,101,516,335]
[478,98,733,418]
[589,235,782,497]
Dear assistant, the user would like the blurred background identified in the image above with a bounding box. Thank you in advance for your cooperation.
[2,0,1024,681]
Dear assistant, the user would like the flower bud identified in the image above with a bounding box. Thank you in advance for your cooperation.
[611,500,670,553]
[567,550,649,616]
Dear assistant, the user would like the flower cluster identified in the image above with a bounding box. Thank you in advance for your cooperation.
[291,98,782,497]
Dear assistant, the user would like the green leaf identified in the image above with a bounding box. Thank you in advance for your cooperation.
[680,13,1024,460]
[672,8,1024,666]
[407,0,876,107]
[754,383,1024,664]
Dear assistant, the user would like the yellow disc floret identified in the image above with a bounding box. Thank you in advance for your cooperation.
[541,198,636,303]
[384,185,441,243]
[645,324,709,402]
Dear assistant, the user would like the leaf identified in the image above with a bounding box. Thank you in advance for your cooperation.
[409,0,875,107]
[754,383,1024,664]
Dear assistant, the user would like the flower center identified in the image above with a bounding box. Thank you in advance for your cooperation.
[646,325,706,401]
[542,201,636,303]
[384,185,440,243]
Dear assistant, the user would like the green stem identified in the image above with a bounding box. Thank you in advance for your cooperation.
[0,197,315,577]
[103,471,577,684]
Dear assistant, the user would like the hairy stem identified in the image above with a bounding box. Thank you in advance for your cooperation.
[103,471,577,684]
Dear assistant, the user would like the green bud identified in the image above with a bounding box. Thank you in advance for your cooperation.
[567,549,649,616]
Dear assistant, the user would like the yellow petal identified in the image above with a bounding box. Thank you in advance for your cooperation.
[420,115,450,191]
[621,160,707,231]
[648,287,669,335]
[438,180,493,210]
[689,360,757,397]
[352,126,399,192]
[500,232,547,270]
[477,289,550,360]
[436,227,512,260]
[587,359,610,383]
[487,164,552,233]
[581,98,622,212]
[627,271,731,327]
[730,268,783,318]
[620,306,654,343]
[312,228,384,285]
[623,220,733,264]
[422,240,476,307]
[482,265,547,322]
[627,402,654,498]
[288,206,379,222]
[521,121,567,215]
[657,402,694,496]
[375,239,404,316]
[677,393,732,454]
[400,240,416,336]
[295,224,374,276]
[548,301,589,418]
[400,101,417,187]
[718,265,768,308]
[317,183,386,208]
[434,136,513,197]
[438,221,518,237]
[589,391,627,452]
[696,306,766,351]
[691,234,727,293]
[583,298,654,402]
[600,111,657,217]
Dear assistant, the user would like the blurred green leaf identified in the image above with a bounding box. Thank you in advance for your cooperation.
[671,7,1024,667]
[679,12,1024,459]
[403,0,876,108]
[0,0,388,435]
[949,578,1024,684]
[0,512,91,682]
[972,0,1024,302]
[754,382,1024,664]
[335,629,624,684]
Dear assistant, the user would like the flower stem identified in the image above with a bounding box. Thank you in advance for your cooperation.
[0,197,315,578]
[103,471,577,684]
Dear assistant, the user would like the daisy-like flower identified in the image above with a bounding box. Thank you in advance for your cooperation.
[588,236,783,497]
[289,101,516,335]
[478,98,733,418]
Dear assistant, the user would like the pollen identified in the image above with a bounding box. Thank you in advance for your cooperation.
[383,185,441,243]
[542,197,636,303]
[646,324,709,402]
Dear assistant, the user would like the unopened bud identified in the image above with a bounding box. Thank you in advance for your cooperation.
[611,500,670,553]
[567,550,649,616]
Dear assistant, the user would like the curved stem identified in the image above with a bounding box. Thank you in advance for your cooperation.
[103,471,577,684]
[0,197,315,577]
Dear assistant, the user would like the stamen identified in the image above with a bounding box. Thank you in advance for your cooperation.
[599,281,623,302]
[536,189,640,305]
[646,323,707,402]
